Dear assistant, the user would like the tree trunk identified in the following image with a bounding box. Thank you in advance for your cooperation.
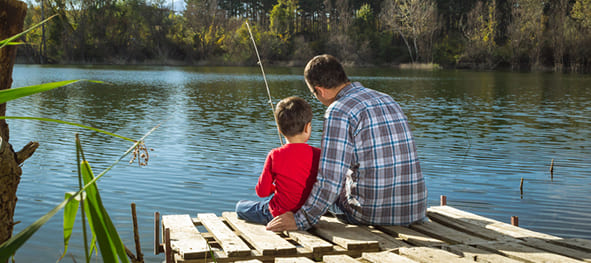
[1,0,39,248]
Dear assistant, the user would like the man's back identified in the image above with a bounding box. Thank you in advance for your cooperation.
[324,82,427,225]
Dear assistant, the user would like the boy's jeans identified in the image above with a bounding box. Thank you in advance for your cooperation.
[235,199,274,225]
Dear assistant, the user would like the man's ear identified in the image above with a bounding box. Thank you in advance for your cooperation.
[315,86,327,97]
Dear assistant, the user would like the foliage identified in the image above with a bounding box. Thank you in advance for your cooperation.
[459,0,498,68]
[15,0,591,71]
[507,0,546,70]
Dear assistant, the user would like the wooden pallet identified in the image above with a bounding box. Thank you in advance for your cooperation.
[154,205,591,263]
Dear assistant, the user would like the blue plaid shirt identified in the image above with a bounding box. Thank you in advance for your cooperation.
[295,82,427,230]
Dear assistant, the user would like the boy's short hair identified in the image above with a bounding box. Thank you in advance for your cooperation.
[275,96,313,137]
[304,54,349,89]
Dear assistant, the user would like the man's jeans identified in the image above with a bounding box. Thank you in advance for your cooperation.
[235,199,274,225]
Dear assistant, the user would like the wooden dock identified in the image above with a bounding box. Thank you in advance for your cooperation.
[154,203,591,262]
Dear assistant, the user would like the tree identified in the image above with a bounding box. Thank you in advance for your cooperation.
[460,0,498,68]
[507,0,546,70]
[269,0,297,40]
[0,0,39,253]
[381,0,439,63]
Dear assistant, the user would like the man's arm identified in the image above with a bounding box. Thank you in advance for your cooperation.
[292,106,354,230]
[265,211,297,231]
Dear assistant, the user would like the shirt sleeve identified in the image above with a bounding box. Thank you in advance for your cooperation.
[255,151,275,197]
[294,107,354,230]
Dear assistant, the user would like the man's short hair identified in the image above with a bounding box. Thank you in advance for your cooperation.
[275,96,313,137]
[304,54,349,89]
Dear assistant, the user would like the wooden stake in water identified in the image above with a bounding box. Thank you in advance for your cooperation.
[245,21,284,146]
[550,158,554,180]
[520,177,524,198]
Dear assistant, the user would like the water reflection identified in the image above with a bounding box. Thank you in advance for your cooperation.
[8,65,591,262]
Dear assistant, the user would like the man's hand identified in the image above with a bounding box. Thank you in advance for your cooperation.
[266,211,297,231]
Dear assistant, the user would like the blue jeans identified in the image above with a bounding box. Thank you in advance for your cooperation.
[235,199,274,225]
[328,202,362,225]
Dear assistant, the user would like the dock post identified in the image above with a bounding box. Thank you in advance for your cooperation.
[131,203,143,262]
[154,211,161,254]
[511,216,519,226]
[440,195,447,206]
[165,228,172,263]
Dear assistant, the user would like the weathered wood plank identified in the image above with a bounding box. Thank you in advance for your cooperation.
[550,238,591,253]
[521,237,591,262]
[399,247,476,263]
[197,213,252,257]
[222,212,296,256]
[410,219,490,245]
[364,226,411,250]
[377,225,447,247]
[234,260,263,263]
[161,214,209,260]
[274,257,316,263]
[287,230,333,253]
[362,251,419,263]
[311,216,380,251]
[446,244,524,263]
[428,206,560,240]
[322,254,360,263]
[476,241,585,263]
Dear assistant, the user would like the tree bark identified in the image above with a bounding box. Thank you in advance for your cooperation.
[1,0,35,248]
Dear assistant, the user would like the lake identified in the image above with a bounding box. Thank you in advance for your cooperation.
[7,64,591,262]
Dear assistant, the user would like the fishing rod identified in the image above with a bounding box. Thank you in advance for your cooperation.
[245,21,284,146]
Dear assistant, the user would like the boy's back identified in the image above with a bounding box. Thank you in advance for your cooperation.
[256,143,320,217]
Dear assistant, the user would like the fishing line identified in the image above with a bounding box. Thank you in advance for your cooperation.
[245,21,284,146]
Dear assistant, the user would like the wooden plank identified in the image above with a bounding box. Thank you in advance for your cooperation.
[322,254,360,263]
[476,241,585,263]
[197,213,251,257]
[234,260,263,263]
[521,237,591,262]
[377,225,447,247]
[222,212,296,256]
[287,230,333,253]
[428,206,560,240]
[362,251,419,263]
[311,216,380,251]
[274,257,316,263]
[161,214,209,260]
[410,219,490,245]
[550,238,591,253]
[365,226,411,250]
[399,247,476,263]
[446,244,524,263]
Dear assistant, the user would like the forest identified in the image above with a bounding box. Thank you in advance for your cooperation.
[17,0,591,72]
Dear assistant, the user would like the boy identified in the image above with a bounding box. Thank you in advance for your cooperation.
[235,96,321,225]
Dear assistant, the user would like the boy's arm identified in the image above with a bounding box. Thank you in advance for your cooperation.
[255,152,275,197]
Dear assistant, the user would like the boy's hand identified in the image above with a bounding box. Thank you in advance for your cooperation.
[266,211,297,231]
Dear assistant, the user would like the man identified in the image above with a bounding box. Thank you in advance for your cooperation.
[266,54,427,231]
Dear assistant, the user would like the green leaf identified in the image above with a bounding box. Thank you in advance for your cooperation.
[61,192,83,260]
[0,14,57,49]
[80,160,129,263]
[0,116,133,142]
[0,80,102,104]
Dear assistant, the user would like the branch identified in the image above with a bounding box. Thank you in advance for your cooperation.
[15,141,39,165]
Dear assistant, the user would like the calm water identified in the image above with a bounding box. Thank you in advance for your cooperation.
[7,64,591,262]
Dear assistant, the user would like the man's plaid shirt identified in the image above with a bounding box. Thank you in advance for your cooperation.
[295,82,427,230]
